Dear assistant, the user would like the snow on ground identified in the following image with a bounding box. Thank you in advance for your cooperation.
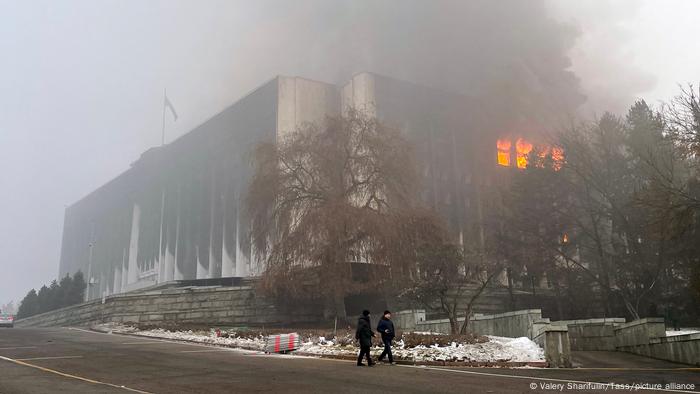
[94,323,266,351]
[298,335,543,362]
[135,328,267,350]
[666,329,700,337]
[94,324,544,363]
[410,331,446,336]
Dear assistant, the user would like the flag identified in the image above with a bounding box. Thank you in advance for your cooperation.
[164,93,178,121]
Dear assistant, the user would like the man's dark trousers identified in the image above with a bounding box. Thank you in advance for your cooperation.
[378,337,393,363]
[357,345,372,365]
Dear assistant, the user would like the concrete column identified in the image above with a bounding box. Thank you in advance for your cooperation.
[173,204,182,280]
[534,327,572,368]
[158,257,164,283]
[113,264,122,294]
[100,272,107,296]
[164,247,175,282]
[127,204,141,284]
[221,186,234,277]
[196,245,207,279]
[235,192,249,277]
[156,190,166,283]
[207,169,218,279]
[221,233,234,277]
[121,248,128,291]
[341,72,376,117]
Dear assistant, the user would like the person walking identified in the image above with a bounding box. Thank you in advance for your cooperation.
[355,309,375,366]
[377,310,395,364]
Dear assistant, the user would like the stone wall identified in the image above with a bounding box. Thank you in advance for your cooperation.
[470,310,546,338]
[412,309,547,338]
[613,318,700,366]
[554,318,625,351]
[622,333,700,366]
[614,318,666,348]
[393,309,426,332]
[15,283,319,328]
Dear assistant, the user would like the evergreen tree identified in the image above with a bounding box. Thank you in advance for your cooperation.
[67,271,86,306]
[47,280,61,311]
[36,285,50,314]
[58,274,73,308]
[17,289,39,318]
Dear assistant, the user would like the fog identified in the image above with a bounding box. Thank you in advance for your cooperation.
[1,0,698,305]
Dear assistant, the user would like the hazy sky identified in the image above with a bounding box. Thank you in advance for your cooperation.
[1,0,699,305]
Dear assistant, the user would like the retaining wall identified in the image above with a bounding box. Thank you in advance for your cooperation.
[15,284,319,328]
[411,309,546,338]
[470,309,545,338]
[553,318,625,351]
[614,318,666,348]
[613,318,700,366]
[619,333,700,366]
[393,310,426,332]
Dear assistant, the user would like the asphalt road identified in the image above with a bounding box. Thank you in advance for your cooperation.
[0,328,698,394]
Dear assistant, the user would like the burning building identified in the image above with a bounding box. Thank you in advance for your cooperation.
[59,72,538,300]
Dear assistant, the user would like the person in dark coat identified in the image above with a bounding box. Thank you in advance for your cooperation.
[355,309,375,366]
[376,310,395,364]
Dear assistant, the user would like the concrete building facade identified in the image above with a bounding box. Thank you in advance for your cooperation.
[60,72,500,300]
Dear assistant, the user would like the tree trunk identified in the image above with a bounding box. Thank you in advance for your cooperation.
[506,267,516,310]
[333,280,348,325]
[459,291,480,335]
[459,304,473,335]
[449,317,460,335]
[460,268,502,334]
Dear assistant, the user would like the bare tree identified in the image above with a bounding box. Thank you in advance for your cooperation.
[398,221,503,335]
[398,236,464,334]
[247,109,426,323]
[665,84,700,161]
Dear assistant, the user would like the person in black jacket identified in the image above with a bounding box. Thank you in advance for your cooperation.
[355,309,375,366]
[376,310,395,364]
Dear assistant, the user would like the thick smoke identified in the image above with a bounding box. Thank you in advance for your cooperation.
[244,0,593,128]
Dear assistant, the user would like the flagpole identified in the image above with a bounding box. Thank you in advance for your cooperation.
[161,88,167,146]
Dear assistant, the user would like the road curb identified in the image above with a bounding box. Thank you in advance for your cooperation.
[293,351,547,368]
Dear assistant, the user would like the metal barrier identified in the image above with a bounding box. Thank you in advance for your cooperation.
[265,333,302,353]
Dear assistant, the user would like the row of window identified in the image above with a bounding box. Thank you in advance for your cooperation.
[497,138,563,170]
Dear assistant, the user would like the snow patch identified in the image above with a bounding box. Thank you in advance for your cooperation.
[292,334,543,363]
[666,329,700,337]
[135,328,266,351]
[93,324,544,363]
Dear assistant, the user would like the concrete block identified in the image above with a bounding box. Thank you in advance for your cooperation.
[534,327,572,368]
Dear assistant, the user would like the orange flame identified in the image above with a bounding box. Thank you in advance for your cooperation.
[551,147,564,170]
[515,138,533,169]
[496,137,562,171]
[497,138,511,167]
